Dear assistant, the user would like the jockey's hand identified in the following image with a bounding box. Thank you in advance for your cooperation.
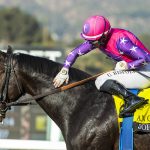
[53,67,69,88]
[115,61,128,71]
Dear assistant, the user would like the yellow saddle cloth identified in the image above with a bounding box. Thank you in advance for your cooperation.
[114,88,150,124]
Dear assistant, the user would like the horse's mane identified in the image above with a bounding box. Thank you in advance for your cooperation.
[15,52,93,83]
[15,52,60,76]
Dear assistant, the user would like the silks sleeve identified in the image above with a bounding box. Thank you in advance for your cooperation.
[63,41,95,69]
[117,37,149,69]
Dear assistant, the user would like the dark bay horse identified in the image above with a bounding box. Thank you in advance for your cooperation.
[0,48,150,150]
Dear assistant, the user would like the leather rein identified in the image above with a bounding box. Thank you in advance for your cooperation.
[6,72,103,107]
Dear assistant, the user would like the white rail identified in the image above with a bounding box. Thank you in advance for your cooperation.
[0,139,66,150]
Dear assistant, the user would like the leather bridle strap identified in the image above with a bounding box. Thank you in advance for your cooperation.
[0,47,13,121]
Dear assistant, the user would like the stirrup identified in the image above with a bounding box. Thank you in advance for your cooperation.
[119,112,133,118]
[119,105,133,118]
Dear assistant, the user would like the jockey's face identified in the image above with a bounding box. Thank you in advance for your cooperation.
[91,35,108,48]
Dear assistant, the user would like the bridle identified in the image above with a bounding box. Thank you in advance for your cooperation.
[0,46,23,122]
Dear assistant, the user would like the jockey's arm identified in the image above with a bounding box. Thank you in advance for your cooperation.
[63,41,95,68]
[53,41,95,87]
[117,37,148,70]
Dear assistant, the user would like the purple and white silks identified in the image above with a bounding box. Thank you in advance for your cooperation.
[63,28,150,70]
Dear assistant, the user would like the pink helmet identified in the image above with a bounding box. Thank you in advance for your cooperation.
[81,15,111,41]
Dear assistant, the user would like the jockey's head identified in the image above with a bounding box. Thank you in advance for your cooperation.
[81,15,111,43]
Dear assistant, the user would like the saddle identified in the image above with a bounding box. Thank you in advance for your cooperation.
[114,88,150,133]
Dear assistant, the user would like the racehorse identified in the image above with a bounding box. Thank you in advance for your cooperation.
[0,46,150,150]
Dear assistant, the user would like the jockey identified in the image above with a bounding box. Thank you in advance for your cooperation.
[53,15,150,117]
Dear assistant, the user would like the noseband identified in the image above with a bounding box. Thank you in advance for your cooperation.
[0,46,22,122]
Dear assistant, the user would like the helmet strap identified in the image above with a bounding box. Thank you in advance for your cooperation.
[98,35,107,45]
[92,35,107,48]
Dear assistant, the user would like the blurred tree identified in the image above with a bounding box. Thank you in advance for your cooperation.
[0,7,43,45]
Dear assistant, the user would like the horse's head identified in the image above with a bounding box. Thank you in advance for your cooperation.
[0,46,24,122]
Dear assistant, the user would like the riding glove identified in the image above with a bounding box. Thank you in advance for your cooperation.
[53,67,69,88]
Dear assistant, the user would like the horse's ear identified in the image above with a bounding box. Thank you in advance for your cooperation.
[7,45,13,55]
[0,51,6,63]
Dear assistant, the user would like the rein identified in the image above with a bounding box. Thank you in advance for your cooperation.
[7,67,150,107]
[6,72,105,107]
